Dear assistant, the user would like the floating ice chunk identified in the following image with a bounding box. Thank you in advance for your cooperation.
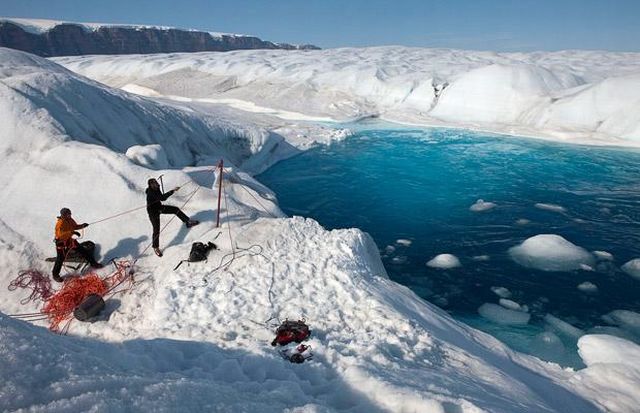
[535,203,566,213]
[478,303,530,325]
[577,281,598,294]
[384,245,396,254]
[491,286,512,299]
[426,254,461,269]
[579,263,595,271]
[499,299,525,312]
[578,334,640,366]
[593,250,614,261]
[531,332,565,361]
[508,234,594,271]
[472,255,490,261]
[396,239,412,247]
[621,259,640,280]
[391,256,408,265]
[603,310,640,337]
[515,218,530,226]
[126,144,170,169]
[544,314,584,340]
[469,199,496,212]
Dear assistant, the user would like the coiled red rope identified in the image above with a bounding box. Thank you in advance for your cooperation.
[8,270,54,305]
[7,260,134,333]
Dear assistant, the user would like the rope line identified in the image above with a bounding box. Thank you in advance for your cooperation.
[237,184,279,219]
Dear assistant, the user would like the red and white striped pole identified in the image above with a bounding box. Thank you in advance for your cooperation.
[216,159,223,228]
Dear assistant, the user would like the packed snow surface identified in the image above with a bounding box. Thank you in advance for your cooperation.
[54,47,640,146]
[1,46,639,411]
[508,234,595,272]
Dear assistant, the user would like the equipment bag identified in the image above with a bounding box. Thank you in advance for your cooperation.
[271,319,311,346]
[174,241,217,270]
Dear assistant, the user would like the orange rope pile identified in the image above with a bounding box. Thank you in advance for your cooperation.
[42,273,107,332]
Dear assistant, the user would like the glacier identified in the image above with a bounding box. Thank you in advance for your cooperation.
[0,45,639,412]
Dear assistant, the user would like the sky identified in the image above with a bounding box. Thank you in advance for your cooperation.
[2,0,639,52]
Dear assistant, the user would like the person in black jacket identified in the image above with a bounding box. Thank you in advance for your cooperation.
[146,178,199,257]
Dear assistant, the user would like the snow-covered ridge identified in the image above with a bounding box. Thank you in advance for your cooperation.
[2,47,640,412]
[55,46,640,146]
[1,17,246,38]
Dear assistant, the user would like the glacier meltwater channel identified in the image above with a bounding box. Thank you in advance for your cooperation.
[257,126,640,367]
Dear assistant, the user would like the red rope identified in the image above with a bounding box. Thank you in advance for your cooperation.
[8,270,54,305]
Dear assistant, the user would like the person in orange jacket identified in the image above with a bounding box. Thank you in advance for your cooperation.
[52,207,103,282]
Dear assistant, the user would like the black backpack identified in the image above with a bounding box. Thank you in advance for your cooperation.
[189,242,216,262]
[174,241,217,270]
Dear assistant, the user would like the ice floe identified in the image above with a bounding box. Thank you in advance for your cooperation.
[426,253,461,269]
[469,199,496,212]
[508,234,594,272]
[478,303,530,325]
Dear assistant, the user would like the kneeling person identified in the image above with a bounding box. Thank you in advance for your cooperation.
[52,208,103,282]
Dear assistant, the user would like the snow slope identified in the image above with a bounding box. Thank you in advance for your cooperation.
[1,47,639,412]
[54,46,640,145]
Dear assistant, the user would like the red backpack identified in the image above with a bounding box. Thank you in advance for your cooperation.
[271,319,311,346]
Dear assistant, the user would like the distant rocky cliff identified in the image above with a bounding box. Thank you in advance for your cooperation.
[0,20,319,56]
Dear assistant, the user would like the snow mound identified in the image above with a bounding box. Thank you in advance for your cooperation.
[478,303,530,325]
[426,253,461,269]
[621,258,640,280]
[579,334,640,366]
[572,335,640,413]
[508,234,594,272]
[431,63,582,124]
[469,199,496,212]
[126,144,170,169]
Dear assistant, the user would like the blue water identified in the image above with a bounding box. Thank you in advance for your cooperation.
[257,127,640,367]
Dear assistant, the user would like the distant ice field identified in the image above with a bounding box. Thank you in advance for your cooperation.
[258,126,640,367]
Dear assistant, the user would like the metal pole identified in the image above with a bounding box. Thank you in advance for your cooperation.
[216,159,223,228]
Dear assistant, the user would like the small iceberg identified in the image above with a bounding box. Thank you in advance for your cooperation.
[469,199,496,212]
[478,303,530,325]
[426,254,461,269]
[577,281,598,294]
[508,234,594,272]
[491,286,512,299]
[621,259,640,280]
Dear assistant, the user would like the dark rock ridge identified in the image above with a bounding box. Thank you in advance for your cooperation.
[0,20,319,56]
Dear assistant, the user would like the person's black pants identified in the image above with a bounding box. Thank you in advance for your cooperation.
[52,241,98,278]
[148,205,189,248]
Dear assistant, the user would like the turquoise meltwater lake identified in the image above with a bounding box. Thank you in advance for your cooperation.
[256,127,640,367]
